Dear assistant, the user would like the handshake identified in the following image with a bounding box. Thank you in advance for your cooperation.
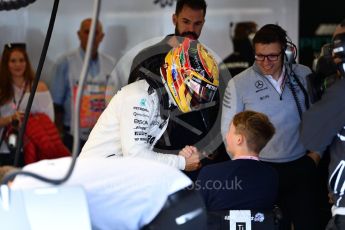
[179,145,202,171]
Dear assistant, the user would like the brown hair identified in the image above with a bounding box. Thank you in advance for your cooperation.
[253,24,287,51]
[0,44,35,106]
[0,165,19,183]
[233,21,257,40]
[232,110,275,153]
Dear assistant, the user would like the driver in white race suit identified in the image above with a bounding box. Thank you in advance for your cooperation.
[80,38,219,172]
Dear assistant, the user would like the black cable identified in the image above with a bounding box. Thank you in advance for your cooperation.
[287,64,310,120]
[288,75,303,119]
[290,66,310,109]
[13,0,59,167]
[2,0,102,186]
[283,37,309,111]
[0,126,7,151]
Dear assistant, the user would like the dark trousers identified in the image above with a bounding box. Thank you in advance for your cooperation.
[316,150,332,229]
[62,126,87,154]
[0,153,13,166]
[63,132,87,154]
[326,215,345,230]
[265,155,319,230]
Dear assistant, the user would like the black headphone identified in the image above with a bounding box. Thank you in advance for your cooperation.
[272,25,308,114]
[285,40,297,64]
[276,26,308,115]
[255,24,308,117]
[274,25,297,64]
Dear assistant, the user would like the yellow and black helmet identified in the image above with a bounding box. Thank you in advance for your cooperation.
[160,38,219,113]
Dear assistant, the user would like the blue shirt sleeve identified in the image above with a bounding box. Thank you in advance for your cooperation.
[51,57,70,106]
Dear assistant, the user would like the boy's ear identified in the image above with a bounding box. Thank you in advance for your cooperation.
[236,134,244,145]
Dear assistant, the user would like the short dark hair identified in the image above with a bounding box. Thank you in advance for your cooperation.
[232,110,275,153]
[253,24,287,51]
[175,0,207,17]
[233,21,257,40]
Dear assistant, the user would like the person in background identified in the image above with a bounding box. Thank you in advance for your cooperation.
[198,110,278,211]
[128,0,207,85]
[0,43,55,166]
[309,18,345,103]
[50,18,116,152]
[220,21,257,78]
[221,24,319,229]
[303,19,345,229]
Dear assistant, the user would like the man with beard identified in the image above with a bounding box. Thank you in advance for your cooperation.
[128,0,227,179]
[128,0,206,84]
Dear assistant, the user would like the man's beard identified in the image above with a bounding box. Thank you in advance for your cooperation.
[175,26,198,40]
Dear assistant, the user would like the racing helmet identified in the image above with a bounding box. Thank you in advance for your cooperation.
[160,38,219,113]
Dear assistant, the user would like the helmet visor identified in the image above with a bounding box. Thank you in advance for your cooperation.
[185,76,217,107]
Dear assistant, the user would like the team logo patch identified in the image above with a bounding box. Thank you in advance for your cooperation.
[253,212,265,222]
[255,80,264,89]
[140,98,146,107]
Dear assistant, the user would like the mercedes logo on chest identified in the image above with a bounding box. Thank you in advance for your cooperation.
[255,80,264,89]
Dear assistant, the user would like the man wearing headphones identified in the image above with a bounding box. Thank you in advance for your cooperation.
[221,24,318,229]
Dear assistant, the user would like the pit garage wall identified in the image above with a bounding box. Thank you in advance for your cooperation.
[0,0,298,85]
